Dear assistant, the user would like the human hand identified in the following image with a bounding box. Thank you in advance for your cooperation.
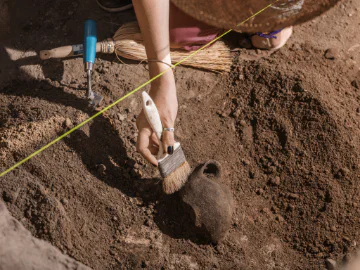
[136,65,178,166]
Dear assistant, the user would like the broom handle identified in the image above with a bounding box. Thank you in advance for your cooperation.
[40,39,115,60]
[39,43,100,60]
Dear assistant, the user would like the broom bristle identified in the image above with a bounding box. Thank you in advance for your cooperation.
[163,161,191,194]
[113,22,232,72]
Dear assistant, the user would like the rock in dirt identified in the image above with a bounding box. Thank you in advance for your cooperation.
[60,198,69,206]
[325,258,337,270]
[324,48,339,60]
[63,118,72,129]
[292,82,305,93]
[269,176,281,186]
[97,164,106,174]
[2,191,14,203]
[0,199,91,270]
[288,193,299,199]
[275,214,285,222]
[351,79,360,89]
[336,167,350,178]
[117,113,127,121]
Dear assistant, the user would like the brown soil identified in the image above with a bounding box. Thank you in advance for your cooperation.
[1,0,360,269]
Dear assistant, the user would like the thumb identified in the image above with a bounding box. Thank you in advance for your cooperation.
[162,129,175,155]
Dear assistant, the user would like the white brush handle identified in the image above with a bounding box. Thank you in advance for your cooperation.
[142,92,164,160]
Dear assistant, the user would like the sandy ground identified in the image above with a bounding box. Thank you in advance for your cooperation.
[1,0,360,269]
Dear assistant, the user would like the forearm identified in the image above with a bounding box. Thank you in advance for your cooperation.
[133,0,171,67]
[133,0,177,124]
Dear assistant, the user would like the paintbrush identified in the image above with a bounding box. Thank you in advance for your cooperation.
[142,92,191,194]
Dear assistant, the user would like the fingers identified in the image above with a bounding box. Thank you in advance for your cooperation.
[162,129,175,155]
[136,128,158,166]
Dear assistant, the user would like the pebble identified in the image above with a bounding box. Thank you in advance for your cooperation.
[324,48,339,60]
[288,193,299,200]
[144,219,153,227]
[249,169,256,179]
[2,191,14,203]
[113,216,118,221]
[117,113,127,121]
[325,258,336,270]
[292,82,304,93]
[275,215,284,222]
[239,120,247,126]
[242,159,250,165]
[97,164,106,174]
[330,226,337,232]
[64,118,72,128]
[336,167,350,178]
[60,198,68,206]
[256,188,264,195]
[269,176,281,186]
[351,79,359,89]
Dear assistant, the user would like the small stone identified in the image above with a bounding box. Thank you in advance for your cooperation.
[242,159,250,165]
[269,176,281,186]
[64,118,72,128]
[287,204,295,211]
[60,198,68,206]
[325,258,336,270]
[117,113,127,121]
[2,191,14,203]
[351,79,359,89]
[330,226,337,232]
[288,193,299,199]
[275,215,284,222]
[239,120,247,126]
[113,216,118,221]
[292,82,304,92]
[97,164,106,174]
[249,169,256,179]
[336,167,350,178]
[256,188,264,195]
[324,48,339,60]
[144,219,153,227]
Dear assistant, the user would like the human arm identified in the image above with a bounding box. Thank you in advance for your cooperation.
[133,0,177,166]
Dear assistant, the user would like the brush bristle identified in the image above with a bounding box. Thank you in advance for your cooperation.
[163,161,191,194]
[113,22,232,72]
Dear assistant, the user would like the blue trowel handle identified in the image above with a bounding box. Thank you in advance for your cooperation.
[83,20,97,67]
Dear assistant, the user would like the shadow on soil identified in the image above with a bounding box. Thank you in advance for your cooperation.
[0,0,213,246]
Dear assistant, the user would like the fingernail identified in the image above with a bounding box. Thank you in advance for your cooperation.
[167,146,174,155]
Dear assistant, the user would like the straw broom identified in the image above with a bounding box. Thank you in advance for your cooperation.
[40,22,233,72]
[113,22,232,72]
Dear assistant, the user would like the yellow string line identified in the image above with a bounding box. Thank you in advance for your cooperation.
[0,1,278,178]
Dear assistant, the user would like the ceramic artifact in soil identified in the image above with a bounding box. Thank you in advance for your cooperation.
[180,160,234,243]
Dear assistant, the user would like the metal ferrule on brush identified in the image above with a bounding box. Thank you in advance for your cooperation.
[158,145,186,178]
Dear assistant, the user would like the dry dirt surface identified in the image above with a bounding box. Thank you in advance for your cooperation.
[1,0,360,269]
[0,199,90,270]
